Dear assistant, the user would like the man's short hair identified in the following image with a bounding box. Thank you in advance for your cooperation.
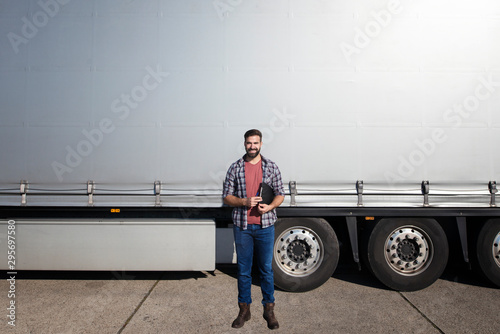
[244,129,262,141]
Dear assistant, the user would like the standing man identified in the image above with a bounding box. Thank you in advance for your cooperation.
[223,129,285,330]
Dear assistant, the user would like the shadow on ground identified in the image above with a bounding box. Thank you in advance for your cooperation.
[2,261,497,290]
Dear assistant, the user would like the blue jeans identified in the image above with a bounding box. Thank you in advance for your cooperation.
[233,224,275,305]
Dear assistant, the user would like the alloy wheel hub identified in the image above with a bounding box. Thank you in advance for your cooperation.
[493,231,500,268]
[275,227,323,276]
[384,227,432,276]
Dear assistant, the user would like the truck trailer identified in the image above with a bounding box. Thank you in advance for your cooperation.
[1,0,500,292]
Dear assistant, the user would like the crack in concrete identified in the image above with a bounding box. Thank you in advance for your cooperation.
[117,276,163,334]
[399,292,445,334]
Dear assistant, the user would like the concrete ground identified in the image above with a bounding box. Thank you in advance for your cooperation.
[1,265,499,334]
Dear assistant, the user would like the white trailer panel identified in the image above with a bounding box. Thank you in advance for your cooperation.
[1,219,215,271]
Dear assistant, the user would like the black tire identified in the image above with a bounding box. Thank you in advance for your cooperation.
[366,218,448,291]
[272,217,339,292]
[476,219,500,287]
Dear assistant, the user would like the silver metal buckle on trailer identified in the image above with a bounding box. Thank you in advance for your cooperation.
[154,180,162,206]
[421,180,430,207]
[87,180,95,206]
[289,181,297,207]
[356,180,364,207]
[20,180,28,206]
[489,181,497,207]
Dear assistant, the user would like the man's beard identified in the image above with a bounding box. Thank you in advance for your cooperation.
[246,148,260,158]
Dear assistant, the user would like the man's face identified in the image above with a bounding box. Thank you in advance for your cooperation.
[245,135,262,159]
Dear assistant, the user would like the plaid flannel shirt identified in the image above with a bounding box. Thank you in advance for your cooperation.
[223,156,285,230]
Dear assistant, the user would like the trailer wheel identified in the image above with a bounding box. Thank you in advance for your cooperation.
[366,218,448,291]
[272,218,339,292]
[476,219,500,287]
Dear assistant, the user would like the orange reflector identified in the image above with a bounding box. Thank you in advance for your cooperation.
[111,208,121,213]
[365,216,375,221]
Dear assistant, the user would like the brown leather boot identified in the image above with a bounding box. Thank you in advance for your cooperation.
[231,303,251,328]
[263,303,279,330]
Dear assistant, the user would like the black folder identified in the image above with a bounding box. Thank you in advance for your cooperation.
[258,182,275,205]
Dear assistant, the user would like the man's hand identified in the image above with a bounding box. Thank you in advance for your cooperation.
[245,196,263,208]
[258,195,285,215]
[257,203,272,215]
